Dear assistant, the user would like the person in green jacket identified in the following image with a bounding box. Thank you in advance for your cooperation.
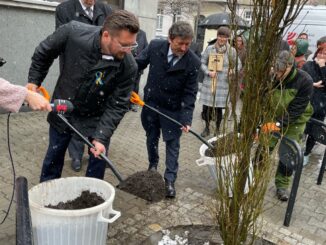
[264,50,313,201]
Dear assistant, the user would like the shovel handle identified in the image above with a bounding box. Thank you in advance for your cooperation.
[144,104,214,149]
[57,114,124,183]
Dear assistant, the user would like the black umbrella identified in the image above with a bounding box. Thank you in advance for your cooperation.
[199,12,249,29]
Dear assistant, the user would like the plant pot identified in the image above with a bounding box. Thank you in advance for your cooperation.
[196,136,254,197]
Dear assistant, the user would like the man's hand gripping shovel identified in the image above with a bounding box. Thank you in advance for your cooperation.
[130,92,214,150]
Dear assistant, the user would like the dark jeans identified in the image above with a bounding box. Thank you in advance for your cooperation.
[146,125,180,183]
[40,126,108,182]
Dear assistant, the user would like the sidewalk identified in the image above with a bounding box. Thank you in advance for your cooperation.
[0,104,325,244]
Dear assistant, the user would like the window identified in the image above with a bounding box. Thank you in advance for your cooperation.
[244,11,252,20]
[156,8,164,30]
[176,15,182,22]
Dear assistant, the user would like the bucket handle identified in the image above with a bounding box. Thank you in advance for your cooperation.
[196,157,208,166]
[97,208,121,223]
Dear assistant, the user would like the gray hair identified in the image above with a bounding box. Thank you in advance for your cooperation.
[168,21,194,40]
[275,50,294,72]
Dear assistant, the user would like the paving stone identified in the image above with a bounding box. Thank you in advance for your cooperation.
[1,106,326,244]
[302,238,316,245]
[283,236,298,245]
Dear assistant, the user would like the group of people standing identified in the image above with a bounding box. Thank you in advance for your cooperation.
[1,0,325,202]
[196,27,326,202]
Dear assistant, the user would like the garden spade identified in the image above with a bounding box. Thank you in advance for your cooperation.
[130,92,214,149]
[32,86,125,183]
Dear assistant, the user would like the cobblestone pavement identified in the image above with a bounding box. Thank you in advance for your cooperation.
[0,104,326,245]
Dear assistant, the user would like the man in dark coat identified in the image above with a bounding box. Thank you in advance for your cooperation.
[55,0,112,172]
[136,21,201,198]
[55,0,112,29]
[26,10,139,182]
[130,29,148,112]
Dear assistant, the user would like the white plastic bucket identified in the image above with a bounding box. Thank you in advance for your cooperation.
[196,136,253,197]
[28,177,121,245]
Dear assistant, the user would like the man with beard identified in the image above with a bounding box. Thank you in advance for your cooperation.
[26,10,139,182]
[136,21,201,198]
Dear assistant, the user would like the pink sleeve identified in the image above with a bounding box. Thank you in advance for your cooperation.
[0,77,27,113]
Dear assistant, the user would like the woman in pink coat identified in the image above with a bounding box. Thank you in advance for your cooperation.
[0,77,51,112]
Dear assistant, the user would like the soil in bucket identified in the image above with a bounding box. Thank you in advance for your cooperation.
[205,133,242,157]
[46,190,105,210]
[118,170,165,202]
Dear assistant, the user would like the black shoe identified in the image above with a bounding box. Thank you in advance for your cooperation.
[276,188,289,202]
[165,181,176,198]
[200,127,210,137]
[71,159,81,172]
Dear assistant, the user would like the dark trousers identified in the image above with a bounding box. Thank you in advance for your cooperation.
[146,123,180,183]
[68,136,110,161]
[201,105,223,131]
[68,137,85,160]
[40,126,108,182]
[304,113,325,155]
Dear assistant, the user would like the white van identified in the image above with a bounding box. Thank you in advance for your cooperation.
[284,5,326,53]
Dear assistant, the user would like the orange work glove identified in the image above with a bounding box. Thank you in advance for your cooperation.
[130,91,145,106]
[261,122,280,134]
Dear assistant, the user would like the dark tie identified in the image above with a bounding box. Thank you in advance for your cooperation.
[85,7,93,19]
[168,55,177,68]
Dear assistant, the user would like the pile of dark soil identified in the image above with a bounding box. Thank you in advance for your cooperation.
[205,133,242,157]
[118,171,165,202]
[142,225,275,245]
[46,190,105,210]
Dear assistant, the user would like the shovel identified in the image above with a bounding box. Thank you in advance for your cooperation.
[57,114,124,183]
[130,92,214,150]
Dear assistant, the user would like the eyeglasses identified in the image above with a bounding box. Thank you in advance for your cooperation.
[116,40,138,51]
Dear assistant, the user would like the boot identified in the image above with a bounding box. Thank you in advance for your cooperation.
[201,126,210,137]
[276,188,289,202]
[201,120,210,137]
[165,181,176,198]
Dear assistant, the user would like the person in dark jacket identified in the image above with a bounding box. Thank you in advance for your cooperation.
[55,0,112,29]
[302,45,326,166]
[26,10,139,182]
[55,0,112,172]
[136,21,201,198]
[129,29,148,112]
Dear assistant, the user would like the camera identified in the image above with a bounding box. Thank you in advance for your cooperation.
[0,57,6,67]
